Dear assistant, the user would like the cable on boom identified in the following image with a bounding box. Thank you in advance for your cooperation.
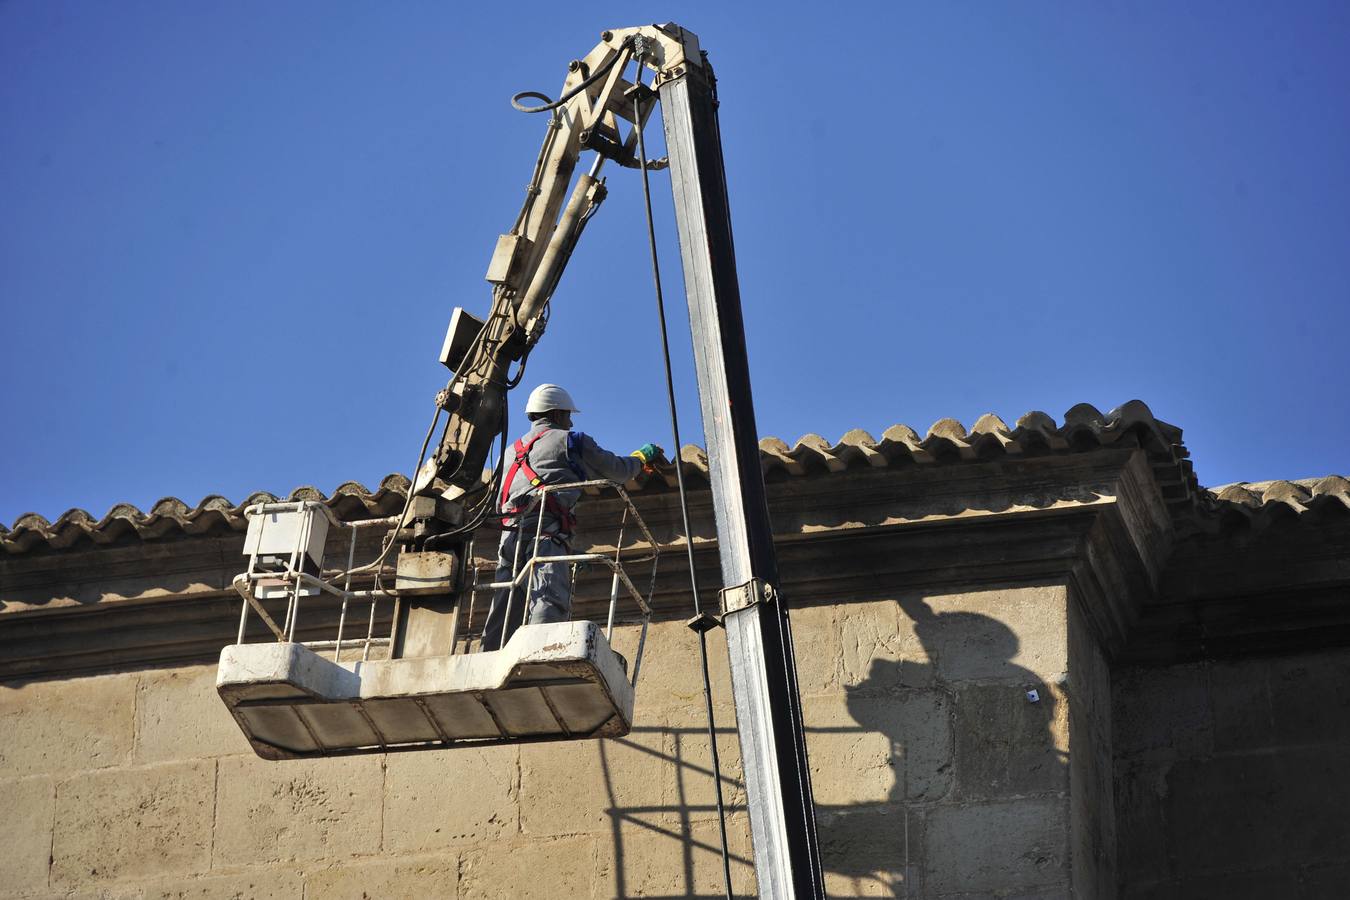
[511,36,636,114]
[344,404,442,578]
[631,54,734,900]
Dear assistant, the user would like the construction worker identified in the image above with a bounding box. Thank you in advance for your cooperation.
[482,383,662,652]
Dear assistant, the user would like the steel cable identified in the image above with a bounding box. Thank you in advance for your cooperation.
[344,405,442,576]
[633,66,734,900]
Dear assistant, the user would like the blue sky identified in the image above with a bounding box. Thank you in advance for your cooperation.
[3,1,1347,524]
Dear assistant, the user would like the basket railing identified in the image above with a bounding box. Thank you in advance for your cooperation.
[232,482,659,682]
[465,479,658,686]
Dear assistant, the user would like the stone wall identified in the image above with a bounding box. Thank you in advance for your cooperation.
[7,418,1350,897]
[1068,591,1116,900]
[1,582,1093,899]
[1113,647,1350,898]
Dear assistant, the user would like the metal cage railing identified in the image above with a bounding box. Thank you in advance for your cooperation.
[464,479,658,686]
[231,500,401,662]
[231,482,659,684]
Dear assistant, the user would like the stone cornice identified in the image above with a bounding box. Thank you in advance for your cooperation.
[2,441,1347,679]
[1,447,1177,681]
[1121,514,1350,663]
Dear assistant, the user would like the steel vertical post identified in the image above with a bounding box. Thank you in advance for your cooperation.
[658,64,825,898]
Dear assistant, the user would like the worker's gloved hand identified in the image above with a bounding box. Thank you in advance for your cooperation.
[631,442,664,473]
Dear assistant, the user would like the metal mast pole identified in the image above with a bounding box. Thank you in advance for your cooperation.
[658,60,825,898]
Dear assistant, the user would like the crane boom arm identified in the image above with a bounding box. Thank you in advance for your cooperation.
[399,24,825,897]
[414,25,699,497]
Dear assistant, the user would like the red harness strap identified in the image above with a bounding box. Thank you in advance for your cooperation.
[499,432,577,532]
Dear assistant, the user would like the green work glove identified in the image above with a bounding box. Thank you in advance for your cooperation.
[631,443,663,471]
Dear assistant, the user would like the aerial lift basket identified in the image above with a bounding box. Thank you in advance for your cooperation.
[216,485,656,759]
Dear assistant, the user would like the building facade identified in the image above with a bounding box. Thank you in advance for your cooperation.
[3,401,1348,898]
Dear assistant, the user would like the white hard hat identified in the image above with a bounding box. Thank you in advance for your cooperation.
[525,383,580,415]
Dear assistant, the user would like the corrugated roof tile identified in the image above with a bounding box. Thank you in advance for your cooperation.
[4,401,1341,554]
[1313,475,1350,499]
[836,429,888,468]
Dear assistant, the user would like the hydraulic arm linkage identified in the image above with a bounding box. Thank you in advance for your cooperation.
[394,24,824,897]
[410,26,684,504]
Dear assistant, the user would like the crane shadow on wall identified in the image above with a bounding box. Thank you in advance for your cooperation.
[824,596,1066,897]
[597,593,1065,898]
[598,727,754,899]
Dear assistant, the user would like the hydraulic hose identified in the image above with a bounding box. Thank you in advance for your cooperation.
[511,37,634,114]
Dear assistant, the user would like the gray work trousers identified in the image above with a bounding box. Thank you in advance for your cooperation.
[481,527,572,652]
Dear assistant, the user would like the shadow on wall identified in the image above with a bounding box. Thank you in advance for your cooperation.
[824,596,1066,896]
[598,595,1066,898]
[598,727,756,899]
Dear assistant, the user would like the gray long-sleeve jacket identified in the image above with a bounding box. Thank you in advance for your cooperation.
[499,421,643,526]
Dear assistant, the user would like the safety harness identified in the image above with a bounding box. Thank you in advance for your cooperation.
[499,430,578,533]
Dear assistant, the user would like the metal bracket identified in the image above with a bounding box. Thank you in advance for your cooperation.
[394,550,458,595]
[685,611,722,634]
[719,577,777,616]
